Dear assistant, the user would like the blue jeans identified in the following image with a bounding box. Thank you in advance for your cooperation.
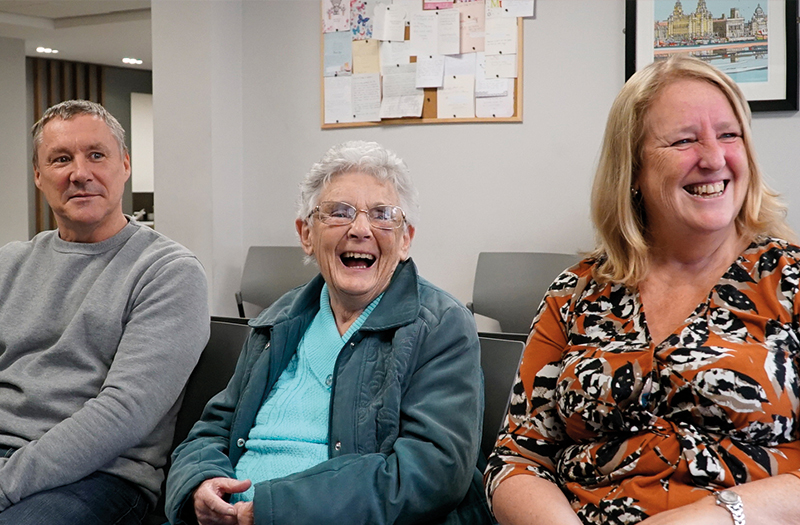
[0,447,149,525]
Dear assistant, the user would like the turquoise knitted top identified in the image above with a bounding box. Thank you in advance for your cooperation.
[231,284,382,502]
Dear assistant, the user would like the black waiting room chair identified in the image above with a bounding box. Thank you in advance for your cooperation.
[479,336,525,459]
[144,317,251,524]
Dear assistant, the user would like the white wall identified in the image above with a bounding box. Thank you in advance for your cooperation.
[0,37,29,246]
[131,92,154,193]
[152,0,244,316]
[152,0,800,319]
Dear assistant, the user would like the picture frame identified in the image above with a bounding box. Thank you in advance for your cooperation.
[625,0,798,111]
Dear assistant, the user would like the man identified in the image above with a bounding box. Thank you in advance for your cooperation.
[0,100,210,524]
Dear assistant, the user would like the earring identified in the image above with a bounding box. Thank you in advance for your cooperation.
[630,186,641,200]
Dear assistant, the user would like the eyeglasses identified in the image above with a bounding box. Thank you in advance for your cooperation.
[311,201,406,230]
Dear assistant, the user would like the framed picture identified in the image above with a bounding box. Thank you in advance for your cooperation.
[625,0,798,111]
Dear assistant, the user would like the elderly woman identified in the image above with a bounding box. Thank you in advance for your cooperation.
[165,141,490,525]
[484,55,800,525]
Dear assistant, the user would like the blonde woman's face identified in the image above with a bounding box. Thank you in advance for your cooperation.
[637,79,749,245]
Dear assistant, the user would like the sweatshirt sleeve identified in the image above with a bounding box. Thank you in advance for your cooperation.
[0,255,209,510]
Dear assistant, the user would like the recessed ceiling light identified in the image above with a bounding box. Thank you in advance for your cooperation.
[122,57,143,65]
[36,47,58,54]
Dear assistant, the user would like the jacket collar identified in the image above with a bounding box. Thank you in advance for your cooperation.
[249,258,421,332]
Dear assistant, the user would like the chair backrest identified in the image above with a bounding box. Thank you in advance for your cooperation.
[471,252,578,334]
[237,246,318,316]
[171,319,251,450]
[479,336,525,458]
[146,319,252,524]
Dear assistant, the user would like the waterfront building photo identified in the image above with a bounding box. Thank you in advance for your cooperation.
[653,1,768,82]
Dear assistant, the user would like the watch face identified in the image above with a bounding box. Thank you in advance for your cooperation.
[718,490,740,505]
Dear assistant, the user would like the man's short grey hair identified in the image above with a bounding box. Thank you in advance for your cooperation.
[31,100,127,167]
[297,141,420,228]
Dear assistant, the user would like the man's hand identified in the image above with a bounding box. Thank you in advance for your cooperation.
[193,477,252,525]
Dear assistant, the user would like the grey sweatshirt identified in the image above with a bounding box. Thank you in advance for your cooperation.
[0,218,209,510]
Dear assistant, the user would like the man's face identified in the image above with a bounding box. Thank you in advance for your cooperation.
[34,114,130,242]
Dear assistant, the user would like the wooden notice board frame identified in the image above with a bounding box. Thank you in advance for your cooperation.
[321,18,523,129]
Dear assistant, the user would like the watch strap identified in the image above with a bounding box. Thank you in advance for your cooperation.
[715,489,745,525]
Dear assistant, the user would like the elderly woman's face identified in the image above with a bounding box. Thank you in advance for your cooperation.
[297,171,414,312]
[637,79,749,244]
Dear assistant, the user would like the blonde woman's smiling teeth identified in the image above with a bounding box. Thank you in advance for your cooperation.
[684,180,726,198]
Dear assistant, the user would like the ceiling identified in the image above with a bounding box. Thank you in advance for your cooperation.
[0,0,151,69]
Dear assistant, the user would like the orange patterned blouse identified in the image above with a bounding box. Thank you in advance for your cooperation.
[484,238,800,524]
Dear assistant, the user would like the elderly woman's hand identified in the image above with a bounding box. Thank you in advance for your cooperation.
[233,501,254,525]
[192,477,252,525]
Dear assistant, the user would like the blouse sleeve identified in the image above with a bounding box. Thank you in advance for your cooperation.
[483,264,587,509]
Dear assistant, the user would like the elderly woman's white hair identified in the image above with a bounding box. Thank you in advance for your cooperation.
[297,141,420,228]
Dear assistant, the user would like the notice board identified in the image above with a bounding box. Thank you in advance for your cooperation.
[320,0,533,128]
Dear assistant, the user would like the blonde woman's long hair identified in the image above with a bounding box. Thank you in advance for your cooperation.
[590,55,794,287]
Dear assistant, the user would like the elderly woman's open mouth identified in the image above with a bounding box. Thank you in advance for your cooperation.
[684,180,728,199]
[341,251,376,268]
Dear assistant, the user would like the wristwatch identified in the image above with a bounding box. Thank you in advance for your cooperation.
[715,489,745,525]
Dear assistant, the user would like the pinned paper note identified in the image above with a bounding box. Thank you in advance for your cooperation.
[373,3,407,41]
[353,39,380,73]
[381,64,424,118]
[380,40,412,73]
[475,52,509,96]
[491,0,534,18]
[476,79,514,117]
[485,53,516,78]
[437,74,475,118]
[485,16,516,55]
[352,73,382,121]
[415,54,446,88]
[410,9,460,56]
[324,76,354,124]
[324,31,353,77]
[444,53,477,76]
[457,1,485,53]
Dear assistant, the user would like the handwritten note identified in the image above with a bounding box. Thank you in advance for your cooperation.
[381,64,424,118]
[476,79,514,117]
[475,52,509,96]
[373,3,407,41]
[324,76,354,123]
[352,73,382,121]
[485,53,516,77]
[485,16,516,55]
[415,54,446,88]
[457,1,485,53]
[380,40,412,73]
[437,74,475,118]
[436,8,461,55]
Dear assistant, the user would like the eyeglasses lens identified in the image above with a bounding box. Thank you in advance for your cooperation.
[317,202,403,229]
